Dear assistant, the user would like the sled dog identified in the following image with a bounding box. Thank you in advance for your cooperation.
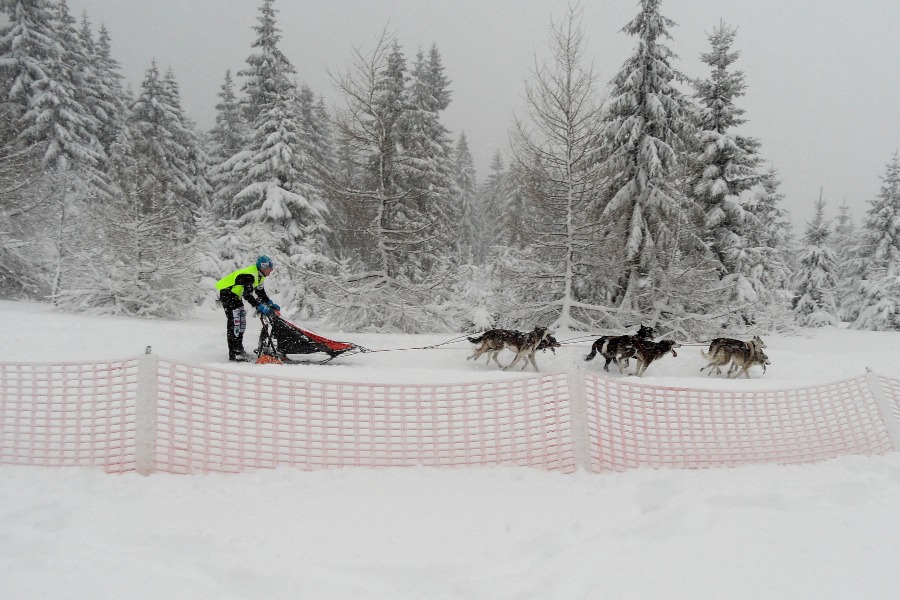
[726,347,770,378]
[584,324,655,373]
[701,336,768,377]
[467,326,553,371]
[707,335,766,356]
[538,333,562,355]
[631,339,681,376]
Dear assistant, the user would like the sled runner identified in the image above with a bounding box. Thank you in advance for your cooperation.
[255,313,367,364]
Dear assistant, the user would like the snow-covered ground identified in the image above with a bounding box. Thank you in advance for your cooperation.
[2,300,900,599]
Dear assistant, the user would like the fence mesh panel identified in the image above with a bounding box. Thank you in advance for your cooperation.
[879,375,900,425]
[155,360,575,473]
[0,360,137,472]
[2,358,898,475]
[585,372,895,472]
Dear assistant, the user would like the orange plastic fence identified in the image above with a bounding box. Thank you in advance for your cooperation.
[0,360,138,472]
[584,372,897,472]
[1,357,898,474]
[154,360,575,473]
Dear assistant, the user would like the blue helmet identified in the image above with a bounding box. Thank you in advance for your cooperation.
[256,255,274,272]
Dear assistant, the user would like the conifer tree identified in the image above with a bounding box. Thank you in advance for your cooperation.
[208,72,246,166]
[830,200,858,321]
[91,22,130,160]
[218,0,331,315]
[397,44,458,275]
[207,70,247,219]
[52,61,207,316]
[454,132,478,264]
[478,150,510,258]
[328,31,461,331]
[502,157,535,250]
[0,102,48,297]
[296,85,335,174]
[0,0,112,304]
[791,192,840,327]
[690,22,763,312]
[849,152,900,330]
[0,0,105,180]
[742,166,795,324]
[600,0,714,327]
[129,61,208,229]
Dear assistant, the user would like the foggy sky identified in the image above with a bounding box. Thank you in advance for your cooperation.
[66,0,900,228]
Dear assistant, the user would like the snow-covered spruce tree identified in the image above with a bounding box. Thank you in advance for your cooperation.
[474,150,513,264]
[206,70,248,219]
[130,62,208,232]
[502,155,539,250]
[848,152,900,330]
[741,165,796,328]
[295,83,339,259]
[830,200,858,321]
[443,132,500,330]
[506,5,609,331]
[0,103,49,297]
[53,1,107,171]
[0,0,114,304]
[216,0,332,317]
[599,0,720,336]
[296,85,336,179]
[690,22,765,321]
[326,31,461,332]
[0,2,51,296]
[454,132,478,264]
[397,44,460,275]
[0,0,105,179]
[91,22,131,160]
[791,192,840,327]
[53,62,208,317]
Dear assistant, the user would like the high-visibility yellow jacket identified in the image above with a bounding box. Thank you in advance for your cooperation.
[215,265,270,306]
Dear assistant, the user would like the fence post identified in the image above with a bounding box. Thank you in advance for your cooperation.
[567,368,592,472]
[866,369,900,451]
[135,347,159,475]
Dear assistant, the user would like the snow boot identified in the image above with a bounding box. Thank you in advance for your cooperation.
[229,349,252,362]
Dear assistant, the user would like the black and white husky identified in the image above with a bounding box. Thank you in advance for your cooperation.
[584,324,656,373]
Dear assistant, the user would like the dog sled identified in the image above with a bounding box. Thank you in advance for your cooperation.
[255,313,368,365]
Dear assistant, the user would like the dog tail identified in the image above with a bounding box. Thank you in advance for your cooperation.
[468,334,484,344]
[584,339,601,361]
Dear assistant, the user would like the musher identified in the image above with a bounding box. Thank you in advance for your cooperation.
[215,255,280,361]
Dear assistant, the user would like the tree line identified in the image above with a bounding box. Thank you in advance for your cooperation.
[1,0,897,334]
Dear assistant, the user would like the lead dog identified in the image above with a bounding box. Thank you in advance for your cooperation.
[584,324,655,373]
[707,335,766,356]
[700,336,767,377]
[467,326,553,371]
[726,347,770,378]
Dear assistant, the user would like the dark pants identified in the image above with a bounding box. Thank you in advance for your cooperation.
[220,290,247,358]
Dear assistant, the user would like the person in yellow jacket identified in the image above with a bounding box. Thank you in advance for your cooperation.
[215,255,280,361]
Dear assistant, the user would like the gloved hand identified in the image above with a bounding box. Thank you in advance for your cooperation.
[256,303,272,316]
[268,302,281,312]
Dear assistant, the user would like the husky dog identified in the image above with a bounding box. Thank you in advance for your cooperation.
[584,324,655,373]
[631,339,681,376]
[701,336,768,377]
[467,326,553,371]
[538,333,562,355]
[727,347,771,378]
[707,335,767,356]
